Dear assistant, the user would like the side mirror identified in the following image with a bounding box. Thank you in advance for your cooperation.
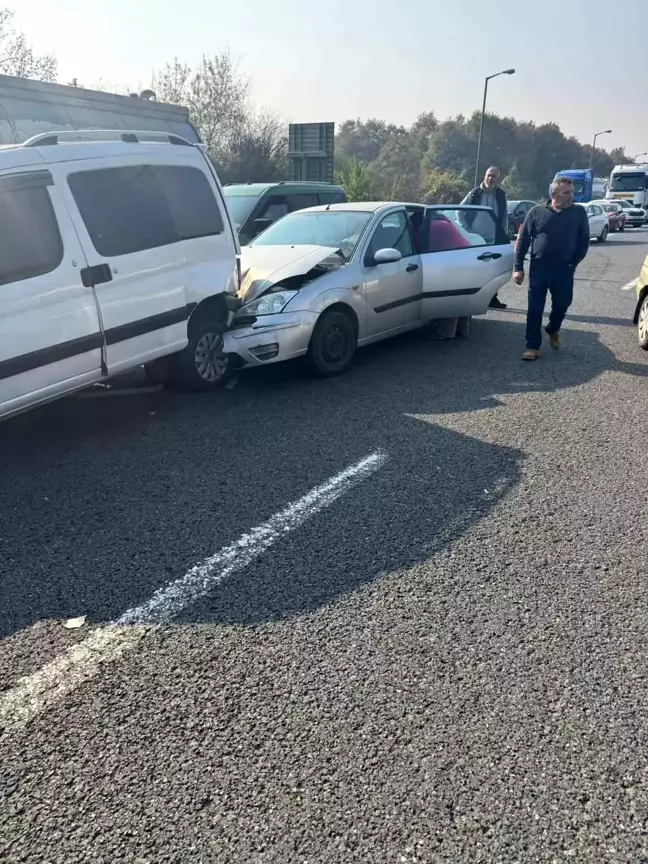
[372,247,402,266]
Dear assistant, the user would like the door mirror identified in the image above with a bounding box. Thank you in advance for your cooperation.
[372,247,402,265]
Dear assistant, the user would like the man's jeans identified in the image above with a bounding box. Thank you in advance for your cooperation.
[525,262,574,350]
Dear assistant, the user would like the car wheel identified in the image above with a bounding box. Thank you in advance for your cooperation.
[619,224,625,232]
[597,225,608,243]
[177,319,228,390]
[638,296,648,351]
[308,309,357,377]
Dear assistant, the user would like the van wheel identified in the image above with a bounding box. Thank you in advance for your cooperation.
[308,309,356,377]
[177,320,228,390]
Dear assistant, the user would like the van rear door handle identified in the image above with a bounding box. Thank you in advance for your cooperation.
[477,252,502,261]
[406,263,419,272]
[80,263,113,287]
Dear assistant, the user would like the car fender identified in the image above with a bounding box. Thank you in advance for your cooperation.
[302,287,367,338]
[634,284,648,324]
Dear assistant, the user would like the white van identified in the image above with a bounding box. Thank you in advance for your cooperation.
[0,130,240,421]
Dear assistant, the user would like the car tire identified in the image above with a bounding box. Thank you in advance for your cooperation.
[619,224,625,232]
[176,318,228,391]
[597,225,608,243]
[638,296,648,351]
[308,309,357,377]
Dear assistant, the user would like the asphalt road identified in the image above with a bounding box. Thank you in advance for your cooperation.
[2,231,648,863]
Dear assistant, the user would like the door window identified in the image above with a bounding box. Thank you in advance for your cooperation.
[318,191,346,205]
[68,164,224,257]
[366,211,414,259]
[257,197,289,222]
[0,181,63,286]
[287,194,319,212]
[424,207,506,253]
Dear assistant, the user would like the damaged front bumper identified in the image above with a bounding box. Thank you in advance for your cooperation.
[223,310,319,368]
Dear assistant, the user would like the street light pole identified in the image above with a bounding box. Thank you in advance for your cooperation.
[589,129,612,172]
[633,152,648,163]
[474,68,515,188]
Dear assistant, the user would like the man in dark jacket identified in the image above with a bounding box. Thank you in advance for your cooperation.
[513,176,591,361]
[461,166,508,309]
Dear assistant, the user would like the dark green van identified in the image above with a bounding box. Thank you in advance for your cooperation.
[223,181,346,246]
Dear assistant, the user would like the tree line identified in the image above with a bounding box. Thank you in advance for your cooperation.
[1,7,628,201]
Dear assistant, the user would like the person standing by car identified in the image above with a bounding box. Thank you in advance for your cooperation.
[460,166,509,309]
[513,176,590,361]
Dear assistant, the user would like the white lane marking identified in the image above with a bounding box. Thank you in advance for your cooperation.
[118,451,386,625]
[0,452,387,733]
[622,279,637,291]
[0,627,148,734]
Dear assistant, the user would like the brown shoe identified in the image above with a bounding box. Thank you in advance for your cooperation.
[548,331,561,350]
[522,349,540,361]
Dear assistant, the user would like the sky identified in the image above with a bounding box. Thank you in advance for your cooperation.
[13,0,648,158]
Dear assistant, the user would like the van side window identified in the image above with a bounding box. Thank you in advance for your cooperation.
[68,165,224,257]
[0,185,63,286]
[156,166,224,240]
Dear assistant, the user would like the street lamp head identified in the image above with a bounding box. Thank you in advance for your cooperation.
[503,68,516,75]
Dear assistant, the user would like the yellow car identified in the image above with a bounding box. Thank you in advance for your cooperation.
[635,255,648,349]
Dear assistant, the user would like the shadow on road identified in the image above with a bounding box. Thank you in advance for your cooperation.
[0,317,645,637]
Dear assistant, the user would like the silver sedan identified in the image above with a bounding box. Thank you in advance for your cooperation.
[224,202,513,377]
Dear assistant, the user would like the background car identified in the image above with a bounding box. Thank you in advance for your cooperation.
[506,199,536,239]
[576,202,608,242]
[614,198,645,228]
[223,181,346,245]
[593,200,626,232]
[224,202,513,377]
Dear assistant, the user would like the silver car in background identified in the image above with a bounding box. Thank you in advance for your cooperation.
[224,202,513,377]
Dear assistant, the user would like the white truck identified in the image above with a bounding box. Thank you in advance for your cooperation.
[606,164,648,209]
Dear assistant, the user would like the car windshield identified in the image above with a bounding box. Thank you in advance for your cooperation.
[610,173,646,192]
[222,193,260,229]
[616,200,635,210]
[601,204,618,213]
[250,210,374,261]
[507,201,520,213]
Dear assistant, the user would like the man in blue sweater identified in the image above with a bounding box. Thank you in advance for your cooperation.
[513,176,591,360]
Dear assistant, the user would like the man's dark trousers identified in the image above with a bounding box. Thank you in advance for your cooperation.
[525,262,574,350]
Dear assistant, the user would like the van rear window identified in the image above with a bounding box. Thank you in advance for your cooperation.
[0,185,63,286]
[68,164,224,257]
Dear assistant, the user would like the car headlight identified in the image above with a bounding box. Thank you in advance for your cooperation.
[240,290,298,316]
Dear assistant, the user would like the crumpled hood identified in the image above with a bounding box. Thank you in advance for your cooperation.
[238,245,344,304]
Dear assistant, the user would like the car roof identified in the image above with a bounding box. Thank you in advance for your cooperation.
[223,181,345,196]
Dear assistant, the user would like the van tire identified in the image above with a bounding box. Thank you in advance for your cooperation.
[308,309,357,377]
[177,319,228,391]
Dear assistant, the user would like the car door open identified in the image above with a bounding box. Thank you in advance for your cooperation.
[419,206,513,320]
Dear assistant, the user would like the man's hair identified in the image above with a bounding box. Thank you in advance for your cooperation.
[550,176,573,196]
[485,166,500,178]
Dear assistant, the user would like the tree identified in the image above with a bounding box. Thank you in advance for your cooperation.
[335,158,377,202]
[0,7,56,81]
[218,111,287,184]
[421,170,471,204]
[152,53,249,162]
